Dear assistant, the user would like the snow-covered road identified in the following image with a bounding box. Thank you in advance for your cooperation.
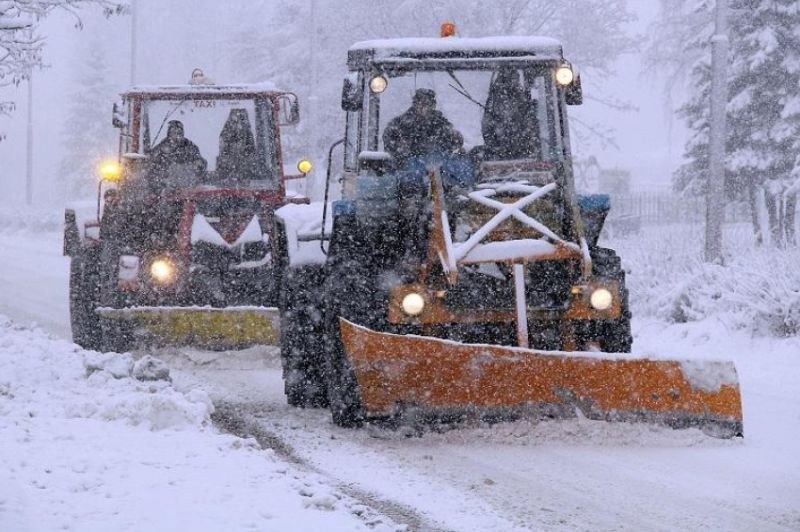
[0,232,70,338]
[1,229,799,531]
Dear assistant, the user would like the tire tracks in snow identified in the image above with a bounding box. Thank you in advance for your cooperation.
[211,401,450,532]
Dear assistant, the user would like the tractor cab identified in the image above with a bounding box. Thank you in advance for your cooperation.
[112,82,301,198]
[339,36,582,190]
[333,35,599,260]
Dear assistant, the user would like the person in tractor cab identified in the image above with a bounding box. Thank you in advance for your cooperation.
[383,88,463,166]
[382,89,475,269]
[382,88,474,192]
[147,120,207,191]
[481,67,541,160]
[215,108,260,183]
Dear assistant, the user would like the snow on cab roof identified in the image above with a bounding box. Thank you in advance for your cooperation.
[349,36,564,64]
[125,81,284,96]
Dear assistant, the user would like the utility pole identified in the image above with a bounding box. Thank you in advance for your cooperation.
[307,0,319,199]
[130,0,138,85]
[25,70,33,206]
[705,0,728,263]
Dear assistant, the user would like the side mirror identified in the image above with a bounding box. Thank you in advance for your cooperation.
[112,102,126,128]
[277,93,300,126]
[565,74,583,106]
[341,76,363,111]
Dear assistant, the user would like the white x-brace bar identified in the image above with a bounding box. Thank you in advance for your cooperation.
[453,181,580,264]
[439,179,584,348]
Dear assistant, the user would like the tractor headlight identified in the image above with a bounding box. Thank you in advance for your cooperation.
[150,258,175,284]
[590,288,613,310]
[98,160,122,182]
[369,75,388,94]
[555,65,574,86]
[401,292,425,316]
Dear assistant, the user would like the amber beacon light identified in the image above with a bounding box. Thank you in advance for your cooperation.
[440,22,456,38]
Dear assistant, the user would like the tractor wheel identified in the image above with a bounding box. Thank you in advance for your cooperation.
[322,254,374,427]
[322,211,393,427]
[97,245,134,354]
[279,266,328,408]
[69,248,102,351]
[590,247,632,353]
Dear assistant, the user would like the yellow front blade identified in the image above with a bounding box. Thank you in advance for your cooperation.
[99,306,279,349]
[340,319,743,438]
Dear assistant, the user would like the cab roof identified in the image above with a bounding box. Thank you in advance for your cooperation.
[348,36,564,70]
[124,81,285,98]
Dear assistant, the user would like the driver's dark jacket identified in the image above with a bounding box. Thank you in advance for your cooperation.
[383,108,461,164]
[147,138,207,187]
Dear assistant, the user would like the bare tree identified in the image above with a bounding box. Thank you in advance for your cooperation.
[0,0,125,132]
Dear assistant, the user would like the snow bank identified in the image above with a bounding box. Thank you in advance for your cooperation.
[610,222,800,337]
[0,319,211,431]
[0,317,393,531]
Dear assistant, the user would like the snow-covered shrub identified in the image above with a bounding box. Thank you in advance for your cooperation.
[607,222,800,337]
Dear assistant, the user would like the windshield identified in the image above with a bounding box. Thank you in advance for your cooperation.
[138,97,279,190]
[368,66,565,165]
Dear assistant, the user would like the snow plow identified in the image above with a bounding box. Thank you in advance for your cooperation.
[64,75,310,351]
[276,32,742,437]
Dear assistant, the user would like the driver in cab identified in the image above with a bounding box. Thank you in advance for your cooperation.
[382,88,463,165]
[148,120,207,190]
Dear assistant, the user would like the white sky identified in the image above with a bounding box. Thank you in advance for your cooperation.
[0,0,685,208]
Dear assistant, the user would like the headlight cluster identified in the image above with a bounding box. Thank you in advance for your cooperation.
[589,288,613,311]
[369,75,388,94]
[149,257,176,284]
[401,292,425,316]
[555,65,574,86]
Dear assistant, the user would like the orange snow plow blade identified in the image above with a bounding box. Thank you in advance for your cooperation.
[340,319,743,438]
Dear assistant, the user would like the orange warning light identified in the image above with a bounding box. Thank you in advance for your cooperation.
[440,22,456,38]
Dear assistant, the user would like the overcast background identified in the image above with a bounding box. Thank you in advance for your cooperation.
[0,0,682,207]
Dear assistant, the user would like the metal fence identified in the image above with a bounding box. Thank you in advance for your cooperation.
[610,193,750,225]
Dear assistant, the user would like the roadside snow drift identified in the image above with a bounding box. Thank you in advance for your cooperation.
[0,316,394,532]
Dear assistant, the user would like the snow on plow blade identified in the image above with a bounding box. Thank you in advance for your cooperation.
[99,306,279,349]
[340,319,743,438]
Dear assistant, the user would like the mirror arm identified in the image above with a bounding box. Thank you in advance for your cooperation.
[320,137,347,255]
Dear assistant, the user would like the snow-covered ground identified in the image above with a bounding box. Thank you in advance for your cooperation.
[0,318,401,532]
[1,221,799,531]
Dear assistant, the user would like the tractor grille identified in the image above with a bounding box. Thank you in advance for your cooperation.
[442,260,575,312]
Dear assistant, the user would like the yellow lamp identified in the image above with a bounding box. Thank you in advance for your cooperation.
[150,258,176,284]
[440,22,456,38]
[99,160,122,182]
[297,159,313,175]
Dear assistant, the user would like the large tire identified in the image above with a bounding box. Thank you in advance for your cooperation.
[322,255,370,427]
[590,247,632,353]
[279,266,328,408]
[322,214,392,427]
[69,248,102,351]
[97,242,134,353]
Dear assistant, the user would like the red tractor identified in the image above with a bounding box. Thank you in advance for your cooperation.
[64,77,310,352]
